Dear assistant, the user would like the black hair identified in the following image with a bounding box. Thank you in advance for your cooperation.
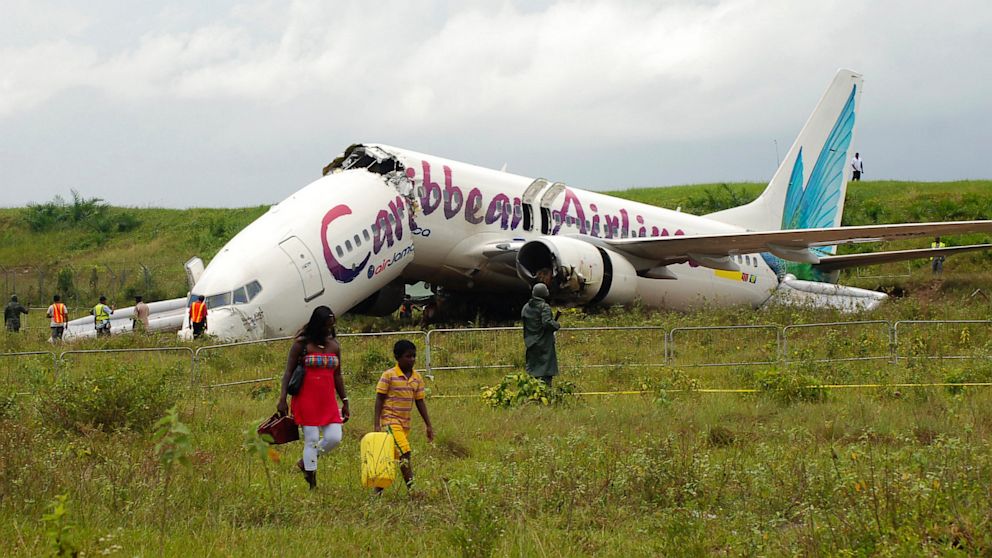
[393,339,416,359]
[53,294,61,302]
[135,295,143,302]
[198,295,205,302]
[298,306,336,346]
[99,295,107,302]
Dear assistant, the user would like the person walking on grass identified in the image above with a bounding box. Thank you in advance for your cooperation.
[4,295,28,333]
[47,294,68,341]
[277,306,350,490]
[521,283,560,387]
[373,339,433,495]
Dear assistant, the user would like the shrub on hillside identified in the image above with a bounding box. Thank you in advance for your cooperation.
[22,191,140,234]
[41,363,182,433]
[756,369,827,404]
[481,373,576,409]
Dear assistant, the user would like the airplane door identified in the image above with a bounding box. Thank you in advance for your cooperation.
[278,236,326,302]
[521,178,550,232]
[184,257,205,289]
[539,182,566,234]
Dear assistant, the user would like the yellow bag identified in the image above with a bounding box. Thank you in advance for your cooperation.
[361,431,396,489]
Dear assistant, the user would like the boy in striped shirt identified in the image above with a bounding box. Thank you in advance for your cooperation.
[374,339,433,493]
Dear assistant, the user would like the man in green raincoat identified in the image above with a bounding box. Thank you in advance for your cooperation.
[4,295,28,332]
[521,283,560,386]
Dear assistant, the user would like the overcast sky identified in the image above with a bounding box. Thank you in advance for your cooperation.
[1,0,990,208]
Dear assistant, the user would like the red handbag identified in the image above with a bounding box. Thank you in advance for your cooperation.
[257,412,300,444]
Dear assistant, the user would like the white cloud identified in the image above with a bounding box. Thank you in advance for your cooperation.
[1,0,990,206]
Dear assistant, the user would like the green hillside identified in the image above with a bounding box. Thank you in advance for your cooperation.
[1,180,990,307]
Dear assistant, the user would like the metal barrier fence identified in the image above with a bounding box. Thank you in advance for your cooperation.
[193,331,429,388]
[4,320,992,390]
[893,320,992,361]
[669,325,781,367]
[782,321,893,364]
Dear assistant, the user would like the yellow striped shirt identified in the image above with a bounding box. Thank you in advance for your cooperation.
[376,365,426,430]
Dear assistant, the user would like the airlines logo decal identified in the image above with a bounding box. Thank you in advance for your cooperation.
[407,161,686,240]
[321,196,415,284]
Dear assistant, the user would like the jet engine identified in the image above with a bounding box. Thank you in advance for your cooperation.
[350,279,406,316]
[516,236,638,305]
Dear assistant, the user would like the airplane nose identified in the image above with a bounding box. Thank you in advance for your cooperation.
[179,305,265,342]
[211,306,265,341]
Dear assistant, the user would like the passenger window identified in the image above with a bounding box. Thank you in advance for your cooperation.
[354,234,361,247]
[336,246,344,257]
[363,229,370,241]
[233,287,248,304]
[346,240,353,252]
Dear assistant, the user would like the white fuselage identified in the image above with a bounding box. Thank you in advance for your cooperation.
[183,144,777,340]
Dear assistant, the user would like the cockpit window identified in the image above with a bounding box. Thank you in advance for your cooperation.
[245,280,262,300]
[190,280,263,310]
[233,287,248,304]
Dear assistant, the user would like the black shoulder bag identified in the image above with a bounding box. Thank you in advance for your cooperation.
[286,344,307,395]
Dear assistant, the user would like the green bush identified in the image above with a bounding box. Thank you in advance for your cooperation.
[755,369,827,404]
[0,391,18,421]
[22,191,140,235]
[40,363,183,433]
[480,373,577,409]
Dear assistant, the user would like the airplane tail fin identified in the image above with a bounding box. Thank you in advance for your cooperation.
[706,69,863,244]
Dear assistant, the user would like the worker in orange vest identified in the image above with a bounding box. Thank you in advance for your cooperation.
[47,294,68,342]
[189,295,208,338]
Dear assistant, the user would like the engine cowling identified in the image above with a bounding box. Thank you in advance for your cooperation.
[516,236,638,305]
[350,279,406,316]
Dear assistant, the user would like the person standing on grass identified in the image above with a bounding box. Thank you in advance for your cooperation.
[521,283,560,387]
[373,339,433,495]
[4,295,28,333]
[189,295,208,338]
[133,295,150,332]
[931,236,946,275]
[277,305,350,490]
[850,153,864,181]
[91,295,114,336]
[47,294,68,341]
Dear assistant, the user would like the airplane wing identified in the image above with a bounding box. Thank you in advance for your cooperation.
[601,221,992,269]
[813,244,992,272]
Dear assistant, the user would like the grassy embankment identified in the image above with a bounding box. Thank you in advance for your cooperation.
[2,181,992,555]
[2,180,991,310]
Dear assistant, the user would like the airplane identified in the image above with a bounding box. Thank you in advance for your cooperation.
[71,69,992,342]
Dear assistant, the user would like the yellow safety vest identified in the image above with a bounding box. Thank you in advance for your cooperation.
[931,241,945,260]
[93,304,111,323]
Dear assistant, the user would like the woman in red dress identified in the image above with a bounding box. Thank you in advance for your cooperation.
[278,306,350,489]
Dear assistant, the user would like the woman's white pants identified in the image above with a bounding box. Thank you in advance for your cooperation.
[301,423,342,472]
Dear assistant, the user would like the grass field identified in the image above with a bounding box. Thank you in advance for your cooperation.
[2,181,992,555]
[3,293,992,555]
